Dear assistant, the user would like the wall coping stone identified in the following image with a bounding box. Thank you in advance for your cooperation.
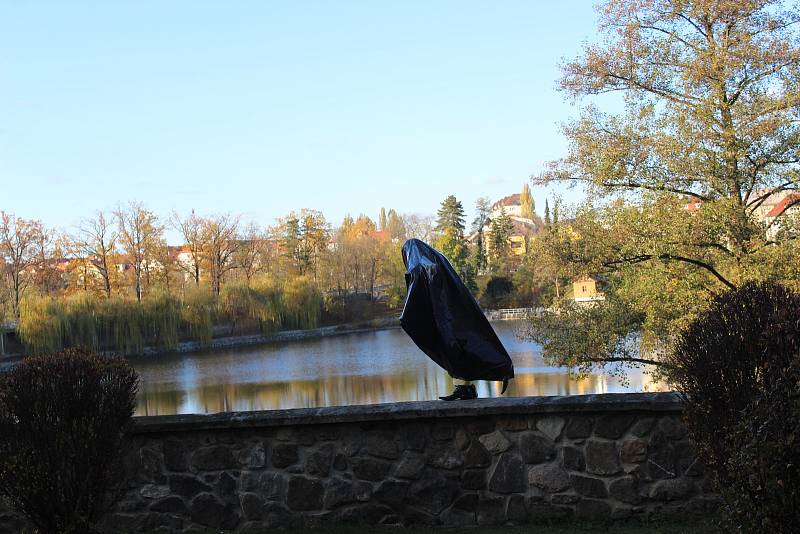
[128,391,682,434]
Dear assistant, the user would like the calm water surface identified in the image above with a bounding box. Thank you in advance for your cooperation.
[132,320,665,416]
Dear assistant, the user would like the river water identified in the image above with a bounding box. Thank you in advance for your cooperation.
[132,320,665,416]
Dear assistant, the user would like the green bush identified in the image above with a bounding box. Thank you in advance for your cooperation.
[480,276,514,309]
[0,348,139,533]
[669,282,800,533]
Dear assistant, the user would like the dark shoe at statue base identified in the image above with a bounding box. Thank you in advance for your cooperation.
[439,384,478,401]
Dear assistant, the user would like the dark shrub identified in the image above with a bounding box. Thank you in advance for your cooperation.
[0,348,139,534]
[481,276,514,308]
[669,282,800,533]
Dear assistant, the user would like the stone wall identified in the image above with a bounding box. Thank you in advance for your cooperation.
[1,393,719,532]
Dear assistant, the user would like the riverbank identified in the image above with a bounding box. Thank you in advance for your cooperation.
[0,316,403,366]
[1,308,534,364]
[134,316,402,358]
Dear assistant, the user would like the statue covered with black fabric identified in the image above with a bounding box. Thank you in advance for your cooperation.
[400,238,515,383]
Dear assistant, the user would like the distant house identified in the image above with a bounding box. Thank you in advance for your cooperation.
[469,193,541,256]
[764,193,800,240]
[572,275,605,304]
[685,191,800,240]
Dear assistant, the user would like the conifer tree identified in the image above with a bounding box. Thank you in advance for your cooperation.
[435,195,466,236]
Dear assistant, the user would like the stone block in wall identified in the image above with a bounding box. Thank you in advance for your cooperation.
[139,447,165,483]
[364,431,399,459]
[271,443,299,468]
[323,477,371,509]
[149,495,186,514]
[528,463,570,492]
[477,496,507,526]
[564,416,594,439]
[168,473,213,498]
[585,440,621,475]
[519,432,556,464]
[139,483,170,499]
[507,494,526,523]
[575,498,612,521]
[237,442,266,469]
[351,457,392,481]
[463,440,491,468]
[426,444,464,470]
[536,417,565,440]
[163,440,188,471]
[461,468,488,490]
[453,493,478,512]
[496,416,529,432]
[189,492,239,529]
[478,430,511,454]
[394,454,425,479]
[257,471,286,501]
[191,445,236,471]
[306,443,335,476]
[332,503,394,525]
[594,415,635,439]
[452,428,471,451]
[431,422,455,441]
[608,475,642,504]
[373,480,410,506]
[630,417,655,437]
[286,475,324,511]
[569,474,608,498]
[440,504,476,527]
[488,453,526,493]
[563,446,585,471]
[398,422,428,451]
[526,501,573,522]
[406,472,460,514]
[240,492,266,520]
[621,439,647,463]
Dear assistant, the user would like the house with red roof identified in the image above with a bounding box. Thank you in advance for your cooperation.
[764,193,800,240]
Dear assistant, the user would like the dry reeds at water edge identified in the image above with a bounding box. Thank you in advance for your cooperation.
[15,276,323,355]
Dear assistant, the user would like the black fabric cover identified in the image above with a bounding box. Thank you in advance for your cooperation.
[400,238,515,382]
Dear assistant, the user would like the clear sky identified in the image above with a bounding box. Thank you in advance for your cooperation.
[0,0,604,242]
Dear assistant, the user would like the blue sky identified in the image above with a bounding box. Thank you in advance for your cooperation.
[0,1,605,242]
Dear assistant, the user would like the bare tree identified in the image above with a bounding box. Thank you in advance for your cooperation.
[203,214,240,296]
[115,202,163,302]
[74,211,117,297]
[401,213,436,243]
[0,212,45,319]
[31,227,63,295]
[170,210,205,287]
[234,222,265,286]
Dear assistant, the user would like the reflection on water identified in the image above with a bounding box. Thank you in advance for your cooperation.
[132,321,666,416]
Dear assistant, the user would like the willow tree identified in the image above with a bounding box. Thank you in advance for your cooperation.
[530,0,800,371]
